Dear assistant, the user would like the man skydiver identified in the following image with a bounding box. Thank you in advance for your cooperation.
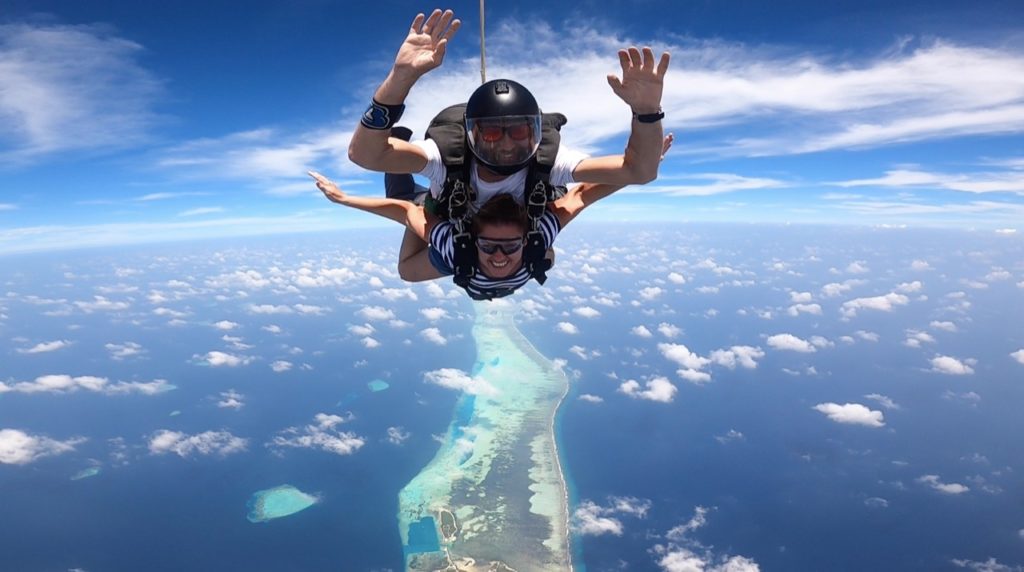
[344,8,670,299]
[347,8,670,208]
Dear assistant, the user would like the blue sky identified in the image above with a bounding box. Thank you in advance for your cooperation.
[2,0,1024,254]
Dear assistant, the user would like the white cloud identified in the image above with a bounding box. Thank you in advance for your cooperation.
[714,429,745,444]
[424,368,497,396]
[0,428,84,465]
[790,291,813,303]
[813,402,885,427]
[213,320,239,330]
[572,497,652,536]
[787,303,822,316]
[917,474,970,495]
[1010,349,1024,365]
[573,501,624,536]
[897,280,923,293]
[619,377,678,403]
[573,306,601,318]
[420,327,448,345]
[578,394,604,403]
[148,430,247,457]
[247,304,292,314]
[709,346,764,369]
[294,304,330,315]
[357,305,396,321]
[74,296,130,313]
[270,360,293,373]
[105,341,144,360]
[16,339,71,354]
[631,325,653,338]
[931,355,976,375]
[386,426,411,445]
[0,23,162,162]
[0,374,173,395]
[668,272,687,284]
[420,307,448,321]
[864,393,901,410]
[217,390,244,410]
[656,506,759,572]
[766,333,816,353]
[658,323,683,338]
[348,323,375,336]
[841,292,909,318]
[951,557,1023,571]
[270,413,365,456]
[659,343,711,369]
[361,337,380,349]
[639,286,664,300]
[179,207,224,217]
[556,322,580,334]
[195,351,252,367]
[930,320,958,332]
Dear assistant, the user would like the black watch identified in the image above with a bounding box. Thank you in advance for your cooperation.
[633,109,665,123]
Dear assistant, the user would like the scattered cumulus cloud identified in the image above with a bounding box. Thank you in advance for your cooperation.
[217,390,244,410]
[105,341,144,360]
[357,305,395,321]
[930,355,976,375]
[767,333,816,353]
[709,346,764,369]
[573,306,601,318]
[578,394,604,403]
[386,426,411,445]
[658,323,682,338]
[0,429,84,465]
[841,292,909,318]
[556,322,579,334]
[917,474,970,495]
[270,360,293,373]
[15,339,71,354]
[420,327,448,345]
[148,430,247,457]
[0,375,173,396]
[1010,349,1024,365]
[619,377,678,403]
[813,402,885,427]
[424,368,497,396]
[269,413,365,456]
[194,351,252,367]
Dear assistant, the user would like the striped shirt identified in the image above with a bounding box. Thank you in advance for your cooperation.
[429,210,561,299]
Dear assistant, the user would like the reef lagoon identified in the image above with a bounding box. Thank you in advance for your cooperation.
[246,485,319,523]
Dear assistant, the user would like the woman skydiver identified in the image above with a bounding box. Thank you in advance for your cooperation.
[308,133,672,300]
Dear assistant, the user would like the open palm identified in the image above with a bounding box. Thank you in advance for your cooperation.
[393,9,461,78]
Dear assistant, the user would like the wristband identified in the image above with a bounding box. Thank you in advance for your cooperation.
[361,99,406,130]
[633,109,665,123]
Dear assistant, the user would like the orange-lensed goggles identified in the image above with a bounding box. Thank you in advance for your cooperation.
[478,123,533,143]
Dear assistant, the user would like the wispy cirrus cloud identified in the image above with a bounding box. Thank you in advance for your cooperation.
[0,23,163,163]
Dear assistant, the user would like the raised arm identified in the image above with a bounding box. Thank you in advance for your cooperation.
[309,171,436,240]
[551,133,673,228]
[571,47,670,186]
[347,9,461,174]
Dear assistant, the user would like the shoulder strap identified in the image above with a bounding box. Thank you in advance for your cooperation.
[521,111,567,286]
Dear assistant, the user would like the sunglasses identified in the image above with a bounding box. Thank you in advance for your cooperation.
[478,123,532,143]
[476,237,524,255]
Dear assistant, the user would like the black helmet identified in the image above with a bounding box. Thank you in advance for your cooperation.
[465,79,542,175]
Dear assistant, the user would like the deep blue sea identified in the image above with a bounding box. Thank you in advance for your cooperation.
[2,224,1022,571]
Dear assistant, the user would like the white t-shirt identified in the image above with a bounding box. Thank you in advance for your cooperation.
[413,138,588,209]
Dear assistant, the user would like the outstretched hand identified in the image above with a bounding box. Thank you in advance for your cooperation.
[309,171,346,204]
[392,9,461,80]
[607,47,670,113]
